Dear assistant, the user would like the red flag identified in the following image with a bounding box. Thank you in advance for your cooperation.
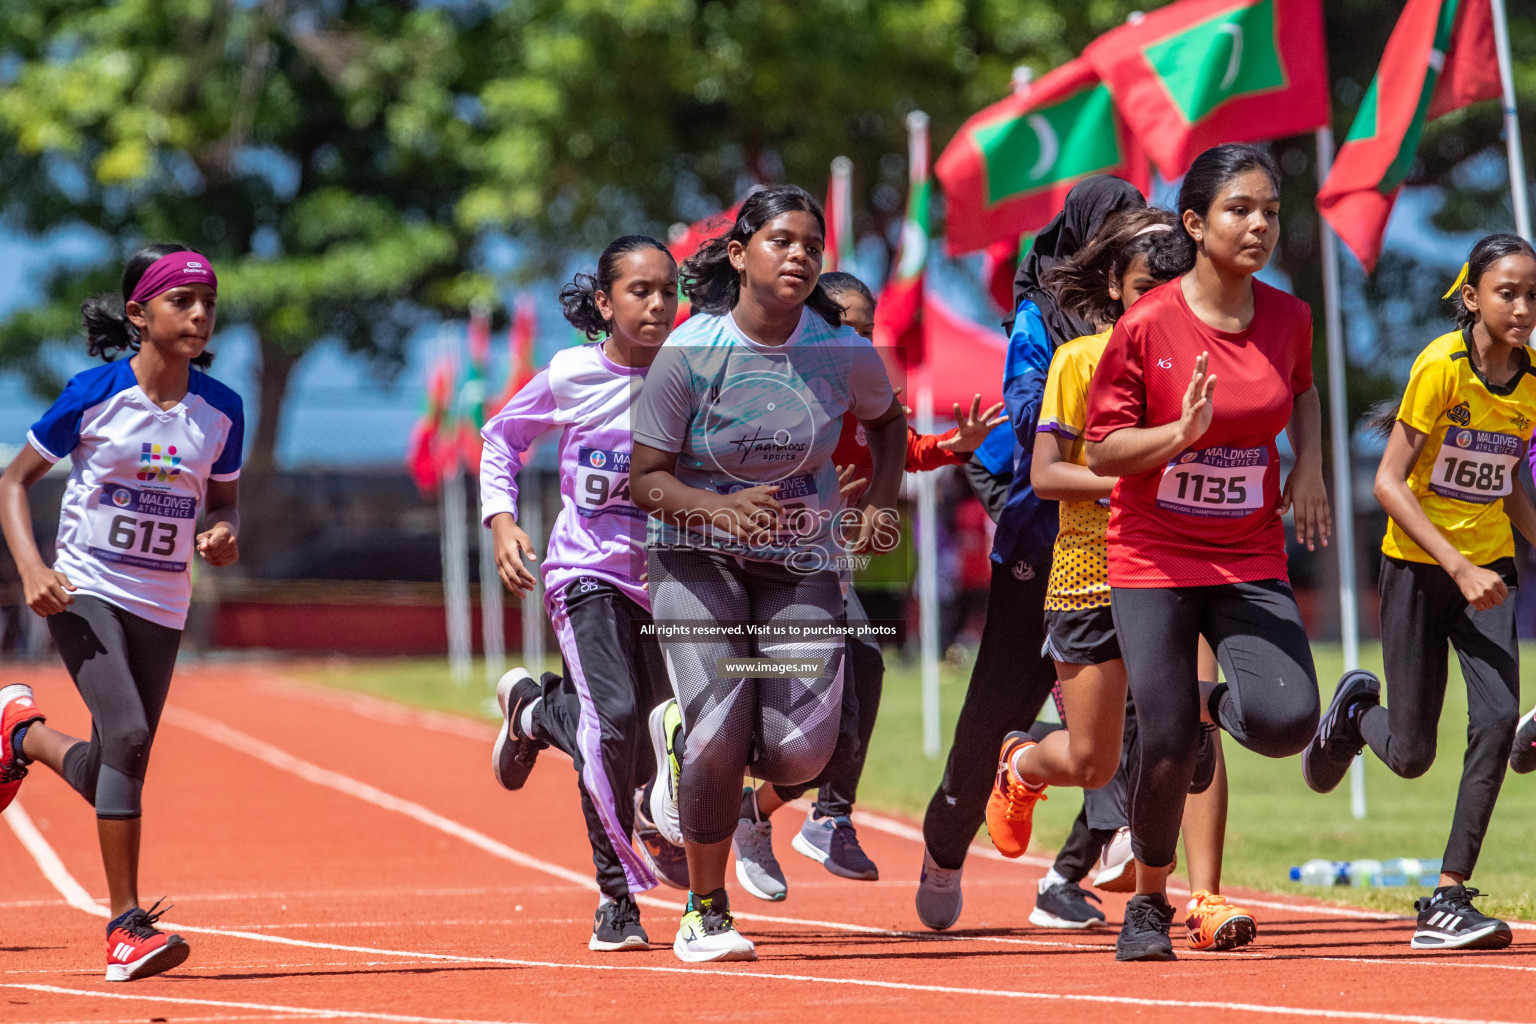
[1084,0,1330,180]
[874,113,931,368]
[493,296,539,415]
[1317,0,1500,271]
[669,201,744,325]
[938,58,1152,255]
[981,235,1027,313]
[406,354,456,497]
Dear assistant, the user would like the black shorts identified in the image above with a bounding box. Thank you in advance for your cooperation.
[1044,604,1120,666]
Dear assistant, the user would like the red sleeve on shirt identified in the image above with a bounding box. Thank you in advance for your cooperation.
[1290,311,1315,396]
[1084,317,1146,443]
[906,426,964,472]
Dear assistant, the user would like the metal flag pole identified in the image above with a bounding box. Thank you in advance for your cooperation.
[1489,0,1531,240]
[478,477,506,688]
[519,466,546,674]
[1316,125,1366,819]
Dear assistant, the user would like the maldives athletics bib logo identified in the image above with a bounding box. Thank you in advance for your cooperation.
[138,442,181,482]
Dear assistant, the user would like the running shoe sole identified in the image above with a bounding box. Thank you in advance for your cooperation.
[1029,907,1102,929]
[1411,920,1513,950]
[1302,670,1379,794]
[1115,942,1177,963]
[1511,706,1536,774]
[733,855,787,902]
[589,933,650,952]
[1194,913,1257,951]
[1093,858,1135,893]
[672,933,757,963]
[492,669,537,791]
[790,829,878,881]
[647,703,683,847]
[105,936,190,982]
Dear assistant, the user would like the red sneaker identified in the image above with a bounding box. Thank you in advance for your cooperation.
[0,684,45,814]
[105,900,190,981]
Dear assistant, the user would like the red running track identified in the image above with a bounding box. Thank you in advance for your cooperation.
[3,663,1534,1024]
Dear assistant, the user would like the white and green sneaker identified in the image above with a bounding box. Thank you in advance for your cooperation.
[674,888,756,963]
[648,700,684,846]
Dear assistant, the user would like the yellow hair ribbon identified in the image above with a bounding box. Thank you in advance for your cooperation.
[1442,262,1470,300]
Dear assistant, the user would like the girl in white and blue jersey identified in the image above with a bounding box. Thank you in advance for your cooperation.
[0,244,242,983]
[481,236,681,953]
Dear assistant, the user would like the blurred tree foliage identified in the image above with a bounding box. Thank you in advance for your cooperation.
[0,0,1531,474]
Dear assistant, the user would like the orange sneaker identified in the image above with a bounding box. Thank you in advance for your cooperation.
[985,731,1047,858]
[1185,890,1256,951]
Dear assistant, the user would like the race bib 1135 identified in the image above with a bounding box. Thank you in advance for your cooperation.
[1156,446,1269,518]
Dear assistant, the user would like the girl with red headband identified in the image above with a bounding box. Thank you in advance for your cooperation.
[0,243,243,982]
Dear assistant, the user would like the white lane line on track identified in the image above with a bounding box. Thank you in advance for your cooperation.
[5,803,106,917]
[12,766,1536,1020]
[9,1016,315,1023]
[0,985,532,1024]
[161,707,1103,954]
[850,803,1536,933]
[258,678,498,742]
[7,971,1525,1024]
[161,707,1536,972]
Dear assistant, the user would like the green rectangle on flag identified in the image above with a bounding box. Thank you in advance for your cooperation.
[972,83,1123,206]
[1143,0,1287,125]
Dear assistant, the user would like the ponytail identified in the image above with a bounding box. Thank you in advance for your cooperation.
[84,241,214,369]
[560,235,674,340]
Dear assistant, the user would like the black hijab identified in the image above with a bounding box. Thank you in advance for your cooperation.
[1004,175,1146,343]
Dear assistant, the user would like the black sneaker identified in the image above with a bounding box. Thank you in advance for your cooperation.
[1030,881,1105,929]
[634,789,689,889]
[492,669,547,791]
[589,894,649,952]
[1188,722,1219,794]
[1510,706,1536,774]
[1116,893,1177,962]
[1302,670,1380,794]
[1412,885,1513,950]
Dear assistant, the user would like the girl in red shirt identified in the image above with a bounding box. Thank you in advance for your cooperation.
[1082,143,1328,962]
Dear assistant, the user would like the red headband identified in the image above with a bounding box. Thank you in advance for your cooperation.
[128,251,217,304]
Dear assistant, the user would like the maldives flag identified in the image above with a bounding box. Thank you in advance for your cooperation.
[938,58,1151,255]
[874,115,931,367]
[669,201,744,325]
[1084,0,1329,179]
[1317,0,1499,272]
[982,234,1030,313]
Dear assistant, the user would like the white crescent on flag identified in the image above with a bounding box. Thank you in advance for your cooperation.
[1218,23,1244,92]
[1026,114,1060,183]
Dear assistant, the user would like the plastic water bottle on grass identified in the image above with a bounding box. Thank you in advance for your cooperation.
[1290,858,1442,887]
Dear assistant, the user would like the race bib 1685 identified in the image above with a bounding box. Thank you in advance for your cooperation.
[1430,428,1520,504]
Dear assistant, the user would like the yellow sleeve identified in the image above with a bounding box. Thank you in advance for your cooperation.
[1396,347,1453,435]
[1039,341,1091,439]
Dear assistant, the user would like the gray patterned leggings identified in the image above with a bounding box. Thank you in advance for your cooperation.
[647,546,845,844]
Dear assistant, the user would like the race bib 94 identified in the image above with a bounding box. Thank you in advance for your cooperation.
[575,447,642,519]
[88,483,198,573]
[1156,446,1268,518]
[1430,428,1519,504]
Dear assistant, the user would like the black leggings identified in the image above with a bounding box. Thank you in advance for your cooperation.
[922,560,1056,870]
[1360,557,1520,879]
[47,594,182,820]
[1111,580,1318,868]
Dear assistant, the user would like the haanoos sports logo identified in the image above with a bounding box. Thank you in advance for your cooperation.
[138,442,181,482]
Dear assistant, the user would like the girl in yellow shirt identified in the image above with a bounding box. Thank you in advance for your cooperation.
[1304,233,1536,951]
